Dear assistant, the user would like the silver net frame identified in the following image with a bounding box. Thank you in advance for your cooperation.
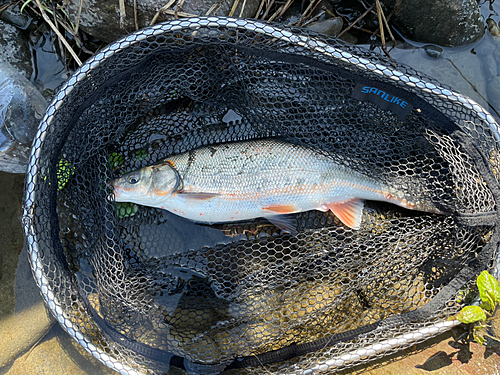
[22,17,500,375]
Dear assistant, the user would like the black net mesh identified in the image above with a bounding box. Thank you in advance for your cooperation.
[22,17,500,375]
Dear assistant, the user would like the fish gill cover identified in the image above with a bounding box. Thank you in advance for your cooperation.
[22,17,500,375]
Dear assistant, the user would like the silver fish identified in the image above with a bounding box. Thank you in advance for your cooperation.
[112,139,441,231]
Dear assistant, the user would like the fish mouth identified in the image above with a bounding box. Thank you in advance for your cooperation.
[107,180,124,202]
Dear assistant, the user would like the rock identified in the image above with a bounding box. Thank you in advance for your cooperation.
[423,45,443,59]
[0,61,47,174]
[0,4,34,30]
[338,31,358,45]
[0,20,33,79]
[388,45,488,111]
[487,18,500,36]
[378,0,484,47]
[306,17,343,37]
[65,0,261,43]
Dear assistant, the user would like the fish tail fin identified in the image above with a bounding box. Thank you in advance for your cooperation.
[395,196,451,215]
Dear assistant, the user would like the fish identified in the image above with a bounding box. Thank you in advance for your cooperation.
[111,139,442,232]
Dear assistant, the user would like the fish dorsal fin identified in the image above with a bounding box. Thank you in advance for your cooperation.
[326,199,365,230]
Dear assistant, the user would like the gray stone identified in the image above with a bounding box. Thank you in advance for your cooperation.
[65,0,261,43]
[487,18,500,36]
[378,0,484,47]
[306,17,343,37]
[388,45,488,111]
[0,4,33,30]
[0,61,47,174]
[424,45,443,59]
[0,20,33,79]
[338,31,358,45]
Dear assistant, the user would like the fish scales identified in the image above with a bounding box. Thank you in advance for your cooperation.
[112,139,441,230]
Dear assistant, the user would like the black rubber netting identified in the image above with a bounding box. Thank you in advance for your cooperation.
[22,17,500,375]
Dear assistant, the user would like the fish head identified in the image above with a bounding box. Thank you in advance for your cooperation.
[111,162,181,207]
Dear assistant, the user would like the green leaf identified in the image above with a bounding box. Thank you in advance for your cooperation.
[116,202,138,218]
[456,305,487,324]
[474,331,486,346]
[134,149,148,161]
[477,270,500,312]
[20,0,34,13]
[56,159,75,190]
[109,152,125,169]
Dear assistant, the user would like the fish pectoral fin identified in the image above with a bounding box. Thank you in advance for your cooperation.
[326,199,365,230]
[177,191,220,200]
[267,215,297,235]
[261,204,299,213]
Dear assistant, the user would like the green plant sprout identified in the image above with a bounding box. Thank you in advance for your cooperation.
[450,270,500,345]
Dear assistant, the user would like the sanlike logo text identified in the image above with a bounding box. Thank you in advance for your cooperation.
[360,86,408,109]
[351,82,413,119]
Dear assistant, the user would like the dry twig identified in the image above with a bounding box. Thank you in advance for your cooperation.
[52,3,67,72]
[254,0,266,19]
[238,0,248,18]
[229,0,241,17]
[174,0,186,19]
[375,0,397,66]
[75,0,83,34]
[119,0,126,29]
[377,0,396,45]
[386,0,403,22]
[375,0,385,44]
[261,0,276,20]
[150,0,176,25]
[297,0,322,27]
[268,0,294,22]
[34,0,82,66]
[205,2,222,15]
[337,3,375,38]
[134,0,139,30]
[302,10,325,27]
[164,9,197,18]
[0,2,11,15]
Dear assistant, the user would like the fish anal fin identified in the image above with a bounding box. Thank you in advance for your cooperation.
[262,204,298,213]
[326,199,365,230]
[177,191,220,200]
[267,215,297,235]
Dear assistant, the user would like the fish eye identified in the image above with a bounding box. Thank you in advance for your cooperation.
[127,173,140,184]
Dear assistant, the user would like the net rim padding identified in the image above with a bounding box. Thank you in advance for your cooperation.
[21,16,500,375]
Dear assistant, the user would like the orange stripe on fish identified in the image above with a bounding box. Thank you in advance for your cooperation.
[220,182,390,203]
[261,204,299,213]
